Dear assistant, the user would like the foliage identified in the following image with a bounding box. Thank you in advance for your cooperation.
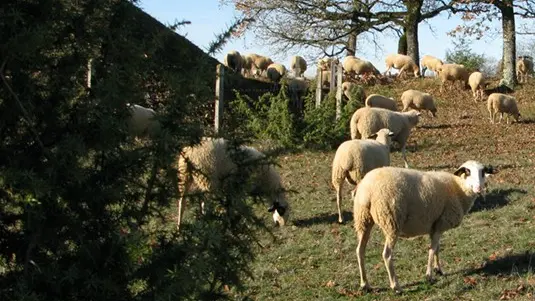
[445,37,487,73]
[0,1,267,300]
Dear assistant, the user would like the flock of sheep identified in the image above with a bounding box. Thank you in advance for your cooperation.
[123,50,534,293]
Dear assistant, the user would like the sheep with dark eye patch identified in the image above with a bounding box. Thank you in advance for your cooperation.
[176,138,290,231]
[353,160,496,293]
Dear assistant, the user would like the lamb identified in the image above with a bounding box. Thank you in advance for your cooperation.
[126,103,160,138]
[290,55,307,77]
[344,57,381,78]
[437,63,469,92]
[487,93,521,124]
[354,160,495,293]
[331,128,394,223]
[342,81,365,102]
[176,138,290,230]
[420,55,443,77]
[400,89,437,117]
[317,57,340,71]
[224,50,243,73]
[516,56,533,83]
[350,107,421,168]
[384,54,420,78]
[365,94,398,111]
[468,72,486,102]
[266,63,287,82]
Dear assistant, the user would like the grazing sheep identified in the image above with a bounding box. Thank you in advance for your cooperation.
[248,54,274,77]
[516,56,533,83]
[342,81,365,102]
[241,54,253,77]
[365,94,398,111]
[354,160,495,293]
[384,54,420,78]
[487,93,521,124]
[437,64,469,92]
[332,128,394,223]
[224,50,243,73]
[350,107,420,168]
[400,89,437,117]
[420,55,444,76]
[287,77,309,112]
[177,138,290,230]
[468,72,486,102]
[290,55,307,77]
[344,57,381,78]
[318,57,340,71]
[266,63,287,82]
[126,103,160,138]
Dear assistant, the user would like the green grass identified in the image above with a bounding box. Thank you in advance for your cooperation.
[230,77,535,300]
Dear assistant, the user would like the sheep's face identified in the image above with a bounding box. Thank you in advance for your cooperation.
[454,161,496,194]
[268,200,289,226]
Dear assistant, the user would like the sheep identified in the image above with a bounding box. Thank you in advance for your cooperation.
[400,89,437,117]
[350,107,421,168]
[468,72,486,102]
[290,55,307,77]
[126,103,160,138]
[331,128,394,223]
[516,56,533,83]
[266,63,287,83]
[354,160,496,293]
[420,55,443,77]
[176,138,290,230]
[384,54,420,78]
[318,57,340,71]
[287,77,309,113]
[224,50,243,73]
[342,81,365,102]
[241,54,253,77]
[487,93,521,124]
[365,94,398,111]
[344,57,381,78]
[437,64,469,92]
[319,70,333,88]
[248,54,274,77]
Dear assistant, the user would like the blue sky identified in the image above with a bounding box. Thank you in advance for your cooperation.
[139,1,531,77]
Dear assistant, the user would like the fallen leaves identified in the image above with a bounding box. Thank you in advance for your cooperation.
[463,276,477,287]
[499,284,526,300]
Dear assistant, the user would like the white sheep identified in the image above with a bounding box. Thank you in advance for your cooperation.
[354,160,495,293]
[487,93,521,124]
[248,54,274,77]
[350,107,420,168]
[319,70,333,88]
[420,55,444,77]
[365,94,398,111]
[290,55,307,77]
[468,72,486,102]
[516,56,533,83]
[241,54,253,77]
[126,103,160,138]
[177,138,290,230]
[342,81,364,102]
[437,64,469,92]
[384,54,420,78]
[331,128,394,223]
[224,50,243,73]
[317,57,340,71]
[400,89,437,117]
[344,57,380,78]
[266,63,287,82]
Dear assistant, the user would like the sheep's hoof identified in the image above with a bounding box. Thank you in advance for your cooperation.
[434,268,444,276]
[392,286,402,294]
[426,275,436,284]
[359,283,371,292]
[338,219,344,224]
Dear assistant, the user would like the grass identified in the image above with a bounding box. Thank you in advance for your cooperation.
[233,77,535,300]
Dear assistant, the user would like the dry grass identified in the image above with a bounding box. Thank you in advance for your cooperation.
[235,77,535,300]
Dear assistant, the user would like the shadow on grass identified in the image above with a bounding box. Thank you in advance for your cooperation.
[465,251,534,277]
[292,211,353,227]
[469,188,527,213]
[418,123,456,130]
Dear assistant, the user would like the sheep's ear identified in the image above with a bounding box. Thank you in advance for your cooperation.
[367,133,378,139]
[484,165,496,176]
[454,166,470,177]
[388,131,395,136]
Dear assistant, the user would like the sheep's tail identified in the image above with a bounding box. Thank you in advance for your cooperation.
[350,112,361,140]
[353,183,374,233]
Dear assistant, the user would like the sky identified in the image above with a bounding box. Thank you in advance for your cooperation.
[138,1,533,78]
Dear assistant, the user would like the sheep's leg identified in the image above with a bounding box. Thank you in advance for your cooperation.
[499,113,503,124]
[384,66,392,76]
[383,236,400,292]
[356,225,373,290]
[426,232,442,282]
[401,145,409,168]
[397,66,407,79]
[335,183,344,224]
[489,110,494,123]
[177,197,185,230]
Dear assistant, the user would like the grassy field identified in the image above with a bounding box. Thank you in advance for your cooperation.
[238,77,535,300]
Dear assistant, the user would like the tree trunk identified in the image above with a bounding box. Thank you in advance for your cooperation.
[397,28,407,55]
[404,0,423,68]
[500,3,517,89]
[346,31,357,56]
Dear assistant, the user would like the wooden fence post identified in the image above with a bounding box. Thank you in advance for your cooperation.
[329,60,336,92]
[87,58,93,88]
[335,63,343,120]
[214,64,224,134]
[316,68,323,108]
